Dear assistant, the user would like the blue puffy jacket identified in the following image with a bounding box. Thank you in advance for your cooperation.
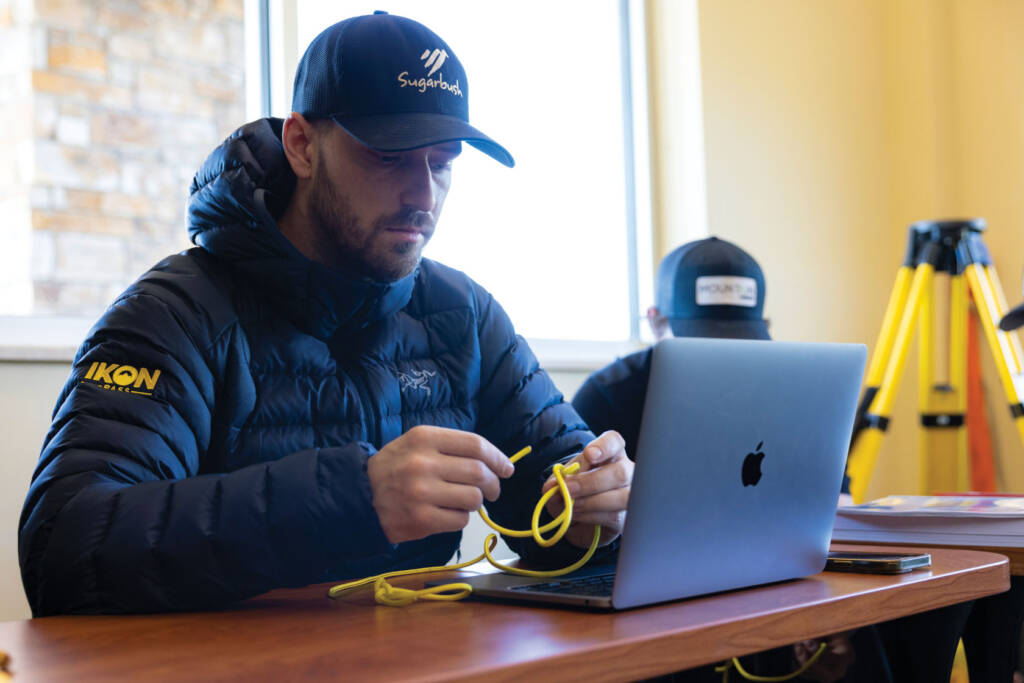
[19,118,594,615]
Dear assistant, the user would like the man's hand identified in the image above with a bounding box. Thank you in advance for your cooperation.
[541,430,633,549]
[794,633,854,683]
[367,426,514,544]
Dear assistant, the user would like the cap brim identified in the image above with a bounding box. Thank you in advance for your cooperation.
[1000,302,1024,331]
[331,113,514,167]
[667,317,771,341]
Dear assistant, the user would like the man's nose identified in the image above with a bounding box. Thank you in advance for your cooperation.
[399,159,438,212]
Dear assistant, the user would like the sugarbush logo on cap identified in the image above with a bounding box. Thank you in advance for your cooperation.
[396,45,464,97]
[695,276,757,307]
[421,48,447,76]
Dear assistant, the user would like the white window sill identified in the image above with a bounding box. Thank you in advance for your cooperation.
[0,316,94,362]
[0,316,646,369]
[526,338,647,372]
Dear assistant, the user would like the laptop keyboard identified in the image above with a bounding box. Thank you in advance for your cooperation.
[509,573,615,597]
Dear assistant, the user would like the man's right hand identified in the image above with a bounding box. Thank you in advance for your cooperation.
[366,426,515,544]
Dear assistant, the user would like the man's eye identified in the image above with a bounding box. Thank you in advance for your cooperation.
[378,154,401,165]
[431,160,453,172]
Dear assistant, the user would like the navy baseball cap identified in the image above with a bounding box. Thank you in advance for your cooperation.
[655,236,770,340]
[291,11,514,167]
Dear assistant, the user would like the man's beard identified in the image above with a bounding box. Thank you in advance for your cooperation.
[308,167,434,282]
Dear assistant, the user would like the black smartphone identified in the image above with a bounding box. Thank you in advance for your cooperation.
[825,550,932,574]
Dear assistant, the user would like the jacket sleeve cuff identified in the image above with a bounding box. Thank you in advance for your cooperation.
[317,443,396,558]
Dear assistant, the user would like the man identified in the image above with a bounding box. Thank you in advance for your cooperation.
[18,12,632,616]
[574,236,857,498]
[573,237,866,683]
[573,236,770,456]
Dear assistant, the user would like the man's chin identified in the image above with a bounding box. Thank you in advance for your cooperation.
[365,253,423,283]
[327,241,425,283]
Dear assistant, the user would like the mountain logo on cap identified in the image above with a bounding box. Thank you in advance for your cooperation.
[420,48,448,77]
[396,46,463,97]
[694,276,758,307]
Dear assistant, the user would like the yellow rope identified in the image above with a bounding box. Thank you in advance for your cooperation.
[714,642,827,682]
[328,446,603,606]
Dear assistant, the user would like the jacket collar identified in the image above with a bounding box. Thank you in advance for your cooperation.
[186,118,416,339]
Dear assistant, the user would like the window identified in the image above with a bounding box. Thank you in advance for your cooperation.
[262,0,653,345]
[0,0,654,361]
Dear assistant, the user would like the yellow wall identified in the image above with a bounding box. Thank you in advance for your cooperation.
[940,0,1024,491]
[661,0,1024,498]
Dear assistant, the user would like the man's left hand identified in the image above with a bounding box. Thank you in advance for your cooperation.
[541,430,633,548]
[793,633,854,683]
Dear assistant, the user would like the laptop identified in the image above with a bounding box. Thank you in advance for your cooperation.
[451,337,867,610]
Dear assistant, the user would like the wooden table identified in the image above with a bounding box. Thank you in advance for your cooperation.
[0,545,1009,682]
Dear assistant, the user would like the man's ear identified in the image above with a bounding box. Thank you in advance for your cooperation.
[646,306,671,341]
[281,113,316,180]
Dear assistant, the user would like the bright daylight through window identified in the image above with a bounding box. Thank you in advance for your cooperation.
[277,0,647,342]
[0,0,647,349]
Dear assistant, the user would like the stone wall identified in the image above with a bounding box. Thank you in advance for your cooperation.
[2,0,246,315]
[0,0,34,313]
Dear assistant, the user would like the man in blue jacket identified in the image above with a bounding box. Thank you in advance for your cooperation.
[18,12,632,615]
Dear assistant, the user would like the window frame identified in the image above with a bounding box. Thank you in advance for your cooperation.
[1,0,715,375]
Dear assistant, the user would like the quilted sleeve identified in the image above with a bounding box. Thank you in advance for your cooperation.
[18,288,392,615]
[469,286,609,566]
[570,375,620,443]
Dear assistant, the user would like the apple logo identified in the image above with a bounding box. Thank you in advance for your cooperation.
[742,441,765,486]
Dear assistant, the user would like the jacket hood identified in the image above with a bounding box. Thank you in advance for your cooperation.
[186,117,416,339]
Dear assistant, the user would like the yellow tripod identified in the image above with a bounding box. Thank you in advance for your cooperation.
[846,218,1024,502]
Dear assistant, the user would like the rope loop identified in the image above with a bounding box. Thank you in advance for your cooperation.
[329,446,602,605]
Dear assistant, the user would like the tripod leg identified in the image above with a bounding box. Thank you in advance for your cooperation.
[964,263,1024,450]
[847,266,913,501]
[848,263,934,502]
[918,272,968,494]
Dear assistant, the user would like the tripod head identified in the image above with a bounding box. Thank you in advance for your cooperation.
[903,217,1022,331]
[904,218,988,275]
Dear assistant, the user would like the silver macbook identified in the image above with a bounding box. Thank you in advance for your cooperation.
[451,337,867,610]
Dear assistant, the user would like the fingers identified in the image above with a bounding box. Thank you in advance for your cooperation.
[560,453,633,500]
[439,456,502,502]
[371,427,521,543]
[581,430,628,468]
[415,426,514,478]
[576,459,632,496]
[423,480,486,512]
[824,633,853,657]
[570,484,630,513]
[542,430,629,493]
[567,510,626,528]
[540,432,632,536]
[419,506,472,535]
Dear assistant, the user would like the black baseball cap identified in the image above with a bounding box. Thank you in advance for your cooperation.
[291,11,514,167]
[655,236,770,340]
